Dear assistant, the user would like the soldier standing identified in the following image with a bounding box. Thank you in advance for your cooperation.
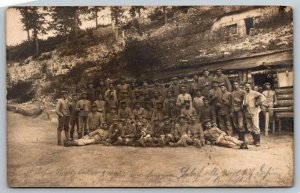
[214,68,232,92]
[243,82,263,146]
[76,91,91,138]
[118,100,133,120]
[231,81,246,141]
[198,97,217,128]
[132,101,146,121]
[181,100,197,122]
[69,93,79,141]
[188,115,205,148]
[172,114,190,147]
[193,89,204,112]
[56,90,71,145]
[176,85,193,109]
[262,82,278,129]
[87,105,105,133]
[216,83,233,136]
[93,93,106,114]
[198,69,212,97]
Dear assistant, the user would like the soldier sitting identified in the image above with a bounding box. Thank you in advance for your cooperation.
[136,118,154,147]
[188,115,205,148]
[160,116,176,146]
[204,121,248,149]
[64,122,109,147]
[170,114,190,147]
[119,119,136,146]
[107,119,123,146]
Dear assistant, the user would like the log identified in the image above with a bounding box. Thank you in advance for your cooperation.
[277,94,293,100]
[275,88,293,95]
[277,99,294,107]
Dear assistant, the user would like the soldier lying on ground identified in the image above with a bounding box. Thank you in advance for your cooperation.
[64,122,109,147]
[203,121,248,149]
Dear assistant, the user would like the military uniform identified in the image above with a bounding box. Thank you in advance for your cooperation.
[188,121,205,147]
[120,121,136,146]
[198,76,212,97]
[56,95,71,145]
[216,89,233,136]
[199,103,217,126]
[69,98,79,140]
[118,105,133,120]
[214,74,232,92]
[76,95,91,138]
[174,119,190,146]
[87,111,104,133]
[93,99,106,114]
[231,88,246,140]
[160,117,176,145]
[204,125,244,149]
[132,106,147,121]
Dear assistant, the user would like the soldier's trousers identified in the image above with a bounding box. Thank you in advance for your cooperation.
[218,114,233,136]
[69,115,79,139]
[218,135,243,149]
[231,111,245,132]
[78,116,88,137]
[245,112,260,134]
[57,116,70,143]
[176,134,191,146]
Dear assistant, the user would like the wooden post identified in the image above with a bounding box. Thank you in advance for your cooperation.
[265,110,269,136]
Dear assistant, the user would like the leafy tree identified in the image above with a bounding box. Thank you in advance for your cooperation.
[17,7,47,56]
[81,6,105,29]
[110,6,125,39]
[48,7,81,39]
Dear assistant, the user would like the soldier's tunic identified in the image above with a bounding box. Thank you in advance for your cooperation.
[93,99,106,114]
[105,112,119,126]
[190,81,199,97]
[181,107,197,122]
[144,108,154,121]
[199,104,217,126]
[56,98,71,142]
[163,98,179,120]
[204,126,243,148]
[244,90,263,134]
[231,89,245,132]
[108,123,122,144]
[214,74,232,92]
[151,109,165,123]
[87,112,104,132]
[189,123,205,145]
[120,123,136,145]
[118,107,133,120]
[176,93,193,108]
[69,99,79,139]
[198,76,212,97]
[73,128,109,146]
[117,83,130,98]
[262,90,277,117]
[174,123,190,145]
[217,91,233,135]
[208,87,222,109]
[193,96,204,112]
[132,107,147,120]
[106,98,118,113]
[76,99,91,136]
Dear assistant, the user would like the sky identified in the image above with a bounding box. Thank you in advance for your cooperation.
[6,7,114,46]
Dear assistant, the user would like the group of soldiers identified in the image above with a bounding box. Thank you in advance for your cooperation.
[56,68,277,149]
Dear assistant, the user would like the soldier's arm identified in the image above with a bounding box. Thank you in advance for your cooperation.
[86,114,91,131]
[55,100,63,117]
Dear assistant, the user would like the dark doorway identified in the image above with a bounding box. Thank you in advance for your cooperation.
[245,17,254,35]
[253,73,274,90]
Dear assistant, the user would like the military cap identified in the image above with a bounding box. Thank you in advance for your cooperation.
[204,120,211,124]
[91,104,97,108]
[202,68,209,72]
[180,84,187,88]
[190,116,197,121]
[163,115,170,120]
[219,83,226,87]
[101,122,108,126]
[60,90,67,93]
[156,100,163,104]
[120,76,126,80]
[120,100,127,104]
[216,68,223,71]
[212,79,219,84]
[178,114,186,119]
[184,100,190,103]
[167,89,174,93]
[82,91,88,94]
[202,97,209,101]
[264,82,271,85]
[111,105,117,109]
[171,77,178,80]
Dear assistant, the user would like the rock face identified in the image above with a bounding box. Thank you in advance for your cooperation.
[7,102,43,117]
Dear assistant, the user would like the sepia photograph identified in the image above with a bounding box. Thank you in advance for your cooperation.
[6,6,294,187]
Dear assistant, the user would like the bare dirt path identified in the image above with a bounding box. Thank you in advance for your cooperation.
[7,112,293,187]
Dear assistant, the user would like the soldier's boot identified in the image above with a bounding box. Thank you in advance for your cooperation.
[57,130,62,145]
[240,142,248,149]
[237,131,242,141]
[249,132,256,145]
[137,139,146,147]
[64,130,70,141]
[169,142,178,147]
[195,140,202,148]
[78,132,82,139]
[255,134,260,146]
[240,131,246,142]
[63,139,78,147]
[70,131,74,141]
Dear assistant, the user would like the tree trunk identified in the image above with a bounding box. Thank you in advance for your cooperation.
[33,29,39,56]
[163,6,167,25]
[27,29,31,42]
[95,10,98,28]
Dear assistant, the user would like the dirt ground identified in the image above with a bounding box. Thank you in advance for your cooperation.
[7,111,294,187]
